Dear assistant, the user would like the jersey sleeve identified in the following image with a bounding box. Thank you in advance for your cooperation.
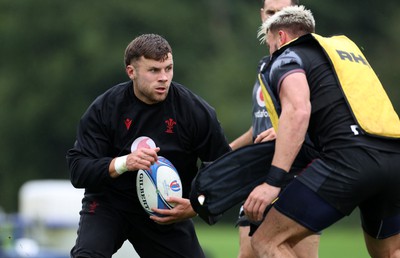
[190,98,231,162]
[66,97,114,189]
[269,48,305,95]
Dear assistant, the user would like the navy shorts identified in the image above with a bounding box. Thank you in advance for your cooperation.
[71,198,205,258]
[275,147,400,239]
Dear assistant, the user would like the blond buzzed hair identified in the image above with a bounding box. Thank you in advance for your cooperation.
[258,5,315,44]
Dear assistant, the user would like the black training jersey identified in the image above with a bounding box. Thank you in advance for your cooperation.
[67,81,231,212]
[268,35,400,152]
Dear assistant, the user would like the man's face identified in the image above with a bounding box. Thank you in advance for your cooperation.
[261,0,292,22]
[126,53,173,105]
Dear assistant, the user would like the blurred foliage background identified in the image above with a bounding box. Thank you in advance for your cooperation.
[1,0,399,213]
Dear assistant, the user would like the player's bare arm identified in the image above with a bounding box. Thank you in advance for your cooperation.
[272,72,310,172]
[230,127,253,150]
[244,72,310,222]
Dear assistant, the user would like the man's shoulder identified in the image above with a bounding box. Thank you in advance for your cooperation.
[257,55,270,72]
[258,55,270,63]
[169,81,216,114]
[86,81,132,115]
[170,82,207,103]
[94,81,131,102]
[103,81,131,98]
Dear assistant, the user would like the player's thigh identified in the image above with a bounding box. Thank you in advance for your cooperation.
[72,204,126,258]
[363,231,400,258]
[251,207,315,256]
[274,179,344,232]
[359,150,400,240]
[128,219,205,258]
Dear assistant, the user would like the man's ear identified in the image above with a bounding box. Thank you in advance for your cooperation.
[126,65,135,80]
[278,30,287,46]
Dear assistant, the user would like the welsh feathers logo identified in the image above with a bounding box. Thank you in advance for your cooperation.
[165,118,176,134]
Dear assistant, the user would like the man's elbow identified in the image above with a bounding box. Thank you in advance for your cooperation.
[294,107,311,130]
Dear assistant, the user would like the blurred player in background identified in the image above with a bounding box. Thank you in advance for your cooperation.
[229,0,319,257]
[66,33,230,258]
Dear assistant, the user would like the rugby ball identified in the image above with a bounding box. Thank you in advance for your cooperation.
[136,156,182,216]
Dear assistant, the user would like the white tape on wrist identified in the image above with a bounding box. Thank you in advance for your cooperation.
[114,155,128,175]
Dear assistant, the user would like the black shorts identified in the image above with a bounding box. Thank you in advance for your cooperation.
[71,198,205,258]
[275,147,400,239]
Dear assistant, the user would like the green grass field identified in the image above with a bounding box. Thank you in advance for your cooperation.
[195,220,370,258]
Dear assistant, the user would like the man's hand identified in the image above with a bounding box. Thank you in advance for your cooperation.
[127,147,160,171]
[109,147,160,178]
[150,197,196,225]
[243,183,280,222]
[254,128,276,143]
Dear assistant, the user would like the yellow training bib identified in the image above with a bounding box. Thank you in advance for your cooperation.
[311,33,400,138]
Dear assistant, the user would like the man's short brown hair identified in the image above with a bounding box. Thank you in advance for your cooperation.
[124,34,172,66]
